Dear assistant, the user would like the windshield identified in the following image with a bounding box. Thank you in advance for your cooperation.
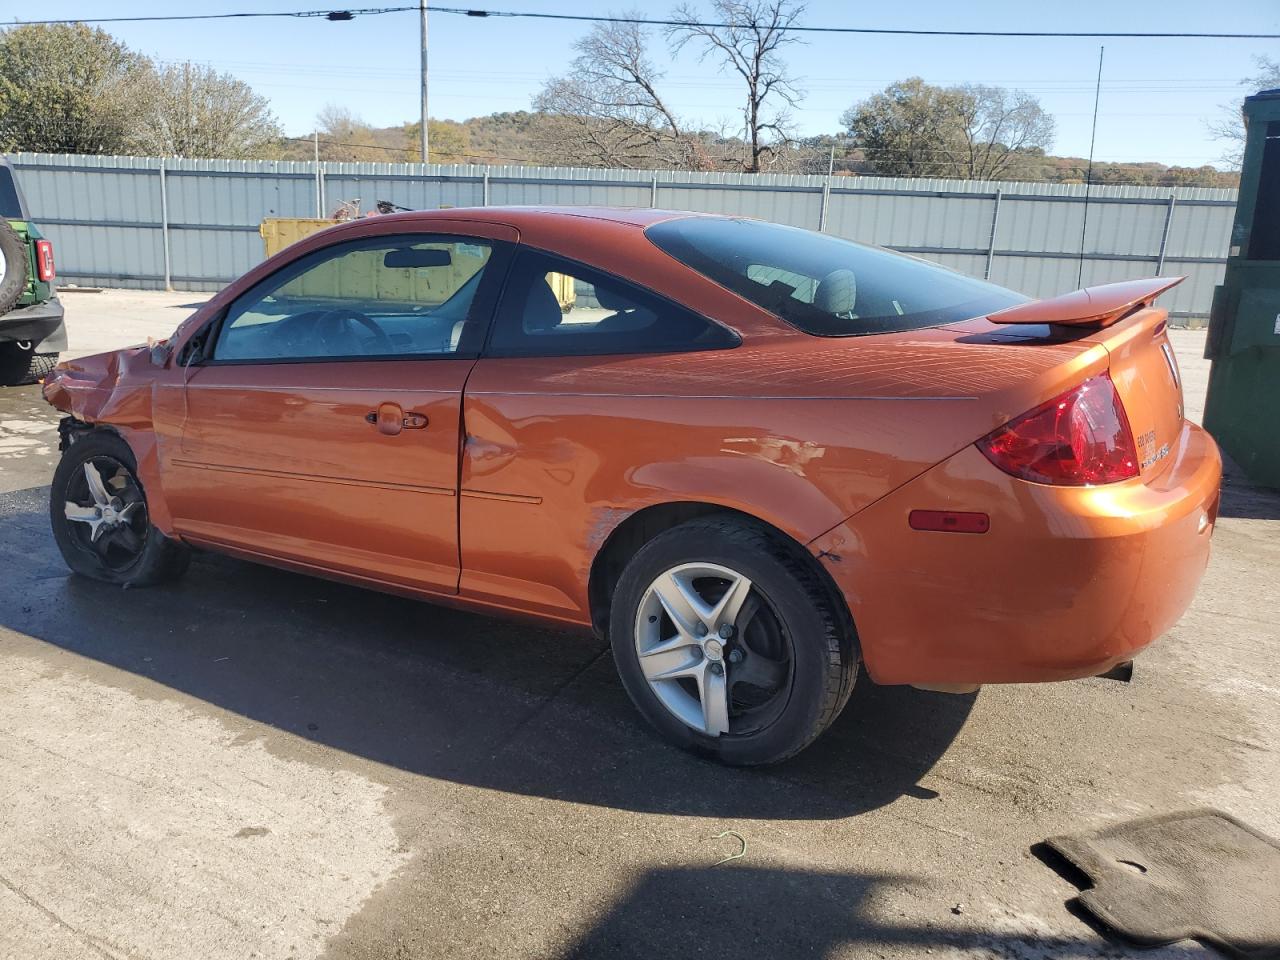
[646,216,1027,337]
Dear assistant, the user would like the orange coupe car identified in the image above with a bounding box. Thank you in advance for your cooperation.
[42,208,1221,764]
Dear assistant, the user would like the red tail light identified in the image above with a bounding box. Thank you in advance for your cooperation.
[977,372,1139,485]
[34,239,55,281]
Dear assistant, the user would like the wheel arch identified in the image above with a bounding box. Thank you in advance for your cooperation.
[57,415,120,451]
[586,500,856,647]
[50,425,190,586]
[56,417,176,535]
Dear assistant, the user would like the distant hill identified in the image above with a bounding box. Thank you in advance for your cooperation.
[279,111,1239,188]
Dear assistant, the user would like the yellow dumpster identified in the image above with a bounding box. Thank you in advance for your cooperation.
[260,218,336,258]
[259,218,577,311]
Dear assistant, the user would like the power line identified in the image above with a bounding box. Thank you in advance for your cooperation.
[3,7,416,27]
[1078,47,1105,287]
[434,7,1280,40]
[6,5,1280,39]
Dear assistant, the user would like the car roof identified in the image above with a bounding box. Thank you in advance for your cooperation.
[371,206,708,230]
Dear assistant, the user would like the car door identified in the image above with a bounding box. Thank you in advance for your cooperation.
[459,248,738,621]
[159,229,513,594]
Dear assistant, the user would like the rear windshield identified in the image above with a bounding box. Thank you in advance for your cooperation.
[0,167,23,219]
[646,217,1026,336]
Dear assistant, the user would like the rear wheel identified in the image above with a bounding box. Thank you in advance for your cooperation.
[0,341,59,385]
[609,516,856,765]
[50,431,189,586]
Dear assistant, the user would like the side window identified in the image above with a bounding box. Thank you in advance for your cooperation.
[486,251,737,357]
[214,235,495,361]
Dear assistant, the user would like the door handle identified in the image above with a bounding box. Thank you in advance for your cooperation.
[366,403,428,436]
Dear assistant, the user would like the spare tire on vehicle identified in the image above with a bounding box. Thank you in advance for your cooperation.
[0,343,59,385]
[0,221,26,314]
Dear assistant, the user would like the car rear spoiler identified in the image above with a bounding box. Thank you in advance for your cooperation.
[987,277,1184,329]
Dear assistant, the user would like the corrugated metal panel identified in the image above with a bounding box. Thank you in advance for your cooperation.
[4,152,1237,320]
[491,174,648,208]
[1165,201,1235,259]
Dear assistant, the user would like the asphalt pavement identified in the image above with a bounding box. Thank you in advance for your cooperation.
[0,294,1275,960]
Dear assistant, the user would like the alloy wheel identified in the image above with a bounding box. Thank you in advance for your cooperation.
[633,561,793,737]
[62,456,149,571]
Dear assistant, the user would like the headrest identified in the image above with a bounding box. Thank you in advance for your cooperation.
[594,283,637,312]
[524,276,564,333]
[814,268,857,315]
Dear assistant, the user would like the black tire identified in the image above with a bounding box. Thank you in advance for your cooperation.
[609,515,857,766]
[49,430,190,587]
[0,342,59,385]
[0,222,25,314]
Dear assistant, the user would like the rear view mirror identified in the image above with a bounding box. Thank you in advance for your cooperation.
[384,247,451,269]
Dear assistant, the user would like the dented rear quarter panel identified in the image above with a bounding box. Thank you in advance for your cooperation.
[458,324,1107,622]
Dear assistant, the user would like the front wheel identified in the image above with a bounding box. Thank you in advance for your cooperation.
[609,516,857,766]
[50,430,189,586]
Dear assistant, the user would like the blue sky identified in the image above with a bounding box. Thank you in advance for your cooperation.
[15,0,1280,166]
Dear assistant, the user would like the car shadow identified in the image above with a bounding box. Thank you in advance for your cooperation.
[0,485,974,821]
[552,864,1101,959]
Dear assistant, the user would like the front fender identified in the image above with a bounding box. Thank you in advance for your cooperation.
[43,346,177,533]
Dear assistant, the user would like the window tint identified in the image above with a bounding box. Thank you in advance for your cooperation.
[214,235,495,361]
[647,216,1027,337]
[486,250,737,357]
[0,166,25,219]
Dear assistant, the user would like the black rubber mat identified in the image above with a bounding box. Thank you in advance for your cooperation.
[1047,810,1280,958]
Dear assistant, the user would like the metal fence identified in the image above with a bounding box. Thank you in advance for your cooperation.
[7,152,1237,321]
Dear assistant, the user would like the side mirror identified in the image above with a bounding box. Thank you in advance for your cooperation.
[149,337,173,366]
[384,247,451,269]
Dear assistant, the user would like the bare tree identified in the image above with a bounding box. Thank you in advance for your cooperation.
[534,15,697,168]
[313,105,394,162]
[667,0,804,173]
[130,62,281,159]
[946,84,1055,180]
[1209,56,1280,168]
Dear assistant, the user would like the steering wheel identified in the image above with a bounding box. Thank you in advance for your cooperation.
[311,308,394,355]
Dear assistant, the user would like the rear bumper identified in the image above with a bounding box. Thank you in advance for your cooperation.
[0,296,66,350]
[809,421,1222,685]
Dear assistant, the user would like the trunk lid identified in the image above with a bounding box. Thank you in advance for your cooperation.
[1082,308,1185,481]
[988,277,1186,481]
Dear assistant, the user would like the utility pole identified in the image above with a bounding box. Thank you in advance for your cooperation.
[827,143,835,177]
[419,0,429,164]
[313,130,322,218]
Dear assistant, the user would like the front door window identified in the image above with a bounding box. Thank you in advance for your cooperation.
[215,235,495,361]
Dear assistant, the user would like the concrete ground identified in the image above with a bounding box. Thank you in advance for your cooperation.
[0,293,1276,960]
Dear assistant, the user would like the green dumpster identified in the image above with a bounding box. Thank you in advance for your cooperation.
[1204,87,1280,488]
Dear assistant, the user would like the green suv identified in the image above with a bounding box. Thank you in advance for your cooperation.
[0,158,64,385]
